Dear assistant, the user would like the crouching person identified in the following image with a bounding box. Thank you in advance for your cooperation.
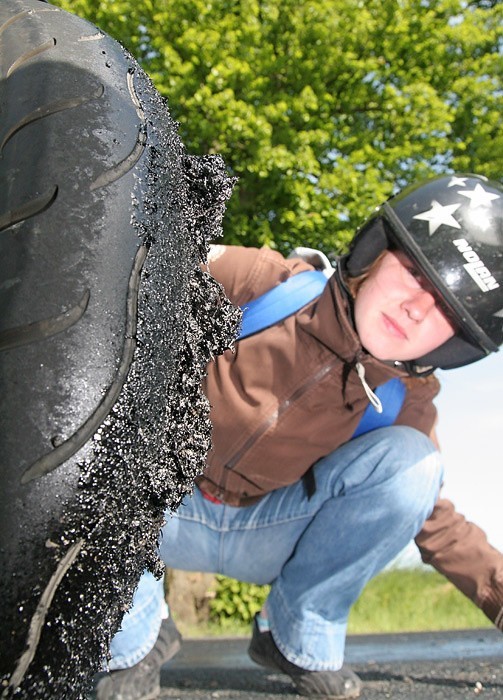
[97,174,503,699]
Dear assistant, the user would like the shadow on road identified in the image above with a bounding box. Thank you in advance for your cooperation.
[155,629,503,699]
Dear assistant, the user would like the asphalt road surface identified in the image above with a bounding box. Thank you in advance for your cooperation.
[158,629,503,699]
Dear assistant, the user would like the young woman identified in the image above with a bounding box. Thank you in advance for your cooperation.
[97,174,503,700]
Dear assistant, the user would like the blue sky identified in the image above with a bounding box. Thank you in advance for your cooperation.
[391,348,502,569]
[435,350,502,552]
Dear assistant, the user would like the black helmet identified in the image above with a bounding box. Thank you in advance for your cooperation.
[345,174,503,373]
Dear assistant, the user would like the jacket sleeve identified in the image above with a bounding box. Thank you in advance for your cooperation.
[205,245,312,306]
[394,374,440,436]
[397,377,503,630]
[415,498,503,630]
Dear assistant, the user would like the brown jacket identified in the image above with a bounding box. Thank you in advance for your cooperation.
[198,245,503,629]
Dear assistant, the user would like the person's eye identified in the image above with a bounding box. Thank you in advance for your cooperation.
[405,265,423,283]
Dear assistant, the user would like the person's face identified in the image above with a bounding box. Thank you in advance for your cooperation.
[354,250,456,362]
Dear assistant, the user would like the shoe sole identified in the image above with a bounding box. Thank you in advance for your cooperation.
[248,645,280,672]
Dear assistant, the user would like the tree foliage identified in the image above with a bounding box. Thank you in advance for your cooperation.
[53,0,502,255]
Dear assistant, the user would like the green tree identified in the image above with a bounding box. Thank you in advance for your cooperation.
[53,0,502,255]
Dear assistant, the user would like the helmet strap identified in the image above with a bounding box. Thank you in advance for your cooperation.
[345,216,388,277]
[414,333,488,371]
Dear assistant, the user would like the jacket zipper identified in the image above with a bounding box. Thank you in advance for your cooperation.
[224,358,340,471]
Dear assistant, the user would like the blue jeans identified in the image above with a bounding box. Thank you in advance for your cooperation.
[109,426,442,671]
[109,572,168,670]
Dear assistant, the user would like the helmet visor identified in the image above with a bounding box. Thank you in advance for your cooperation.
[381,202,498,355]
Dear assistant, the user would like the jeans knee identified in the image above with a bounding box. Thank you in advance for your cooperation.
[386,429,443,526]
[381,425,436,461]
[315,425,442,526]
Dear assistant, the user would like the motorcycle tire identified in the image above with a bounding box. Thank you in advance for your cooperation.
[0,1,237,697]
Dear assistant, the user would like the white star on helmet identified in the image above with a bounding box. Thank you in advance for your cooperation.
[447,176,467,187]
[412,200,462,235]
[458,184,500,209]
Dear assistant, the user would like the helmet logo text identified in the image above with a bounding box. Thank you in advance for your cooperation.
[453,239,499,293]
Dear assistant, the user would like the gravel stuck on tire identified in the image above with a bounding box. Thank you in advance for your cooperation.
[0,1,239,697]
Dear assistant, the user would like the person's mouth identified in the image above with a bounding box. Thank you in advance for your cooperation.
[382,313,408,340]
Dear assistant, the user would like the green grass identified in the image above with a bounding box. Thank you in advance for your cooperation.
[347,568,492,634]
[182,568,492,638]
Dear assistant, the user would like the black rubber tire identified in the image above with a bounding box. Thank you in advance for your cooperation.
[0,1,236,697]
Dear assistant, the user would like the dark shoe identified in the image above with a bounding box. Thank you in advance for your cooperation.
[248,616,361,699]
[95,617,182,700]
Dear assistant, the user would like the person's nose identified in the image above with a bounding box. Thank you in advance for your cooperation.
[401,289,436,321]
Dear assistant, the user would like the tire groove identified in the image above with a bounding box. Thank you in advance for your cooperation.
[6,37,56,78]
[0,6,60,38]
[0,84,105,154]
[78,31,105,42]
[0,289,90,352]
[90,126,147,191]
[3,540,84,697]
[127,69,146,121]
[89,70,147,191]
[0,9,32,36]
[21,244,148,484]
[0,185,58,232]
